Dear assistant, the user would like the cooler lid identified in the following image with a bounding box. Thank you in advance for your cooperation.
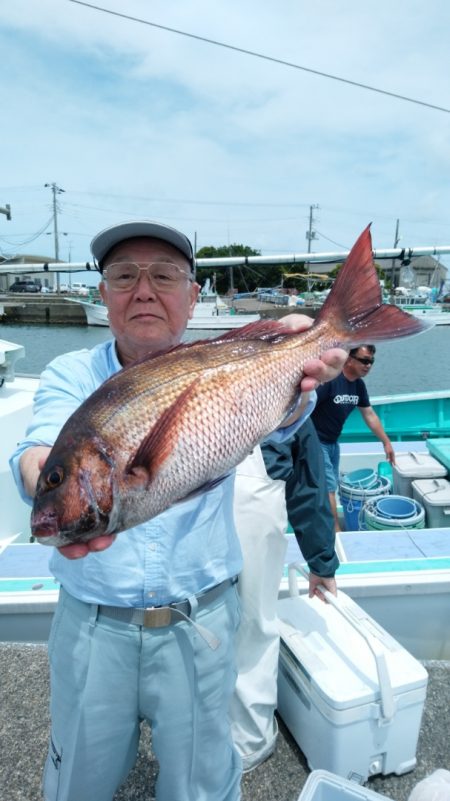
[412,478,450,506]
[278,592,427,712]
[394,452,447,479]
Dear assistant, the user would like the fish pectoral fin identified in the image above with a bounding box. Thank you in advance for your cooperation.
[126,383,197,479]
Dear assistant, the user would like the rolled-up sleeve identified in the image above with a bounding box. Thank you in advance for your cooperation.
[9,350,103,503]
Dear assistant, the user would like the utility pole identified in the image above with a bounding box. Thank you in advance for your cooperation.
[305,204,319,291]
[45,183,65,292]
[390,218,400,297]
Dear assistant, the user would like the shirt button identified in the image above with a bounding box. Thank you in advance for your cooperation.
[148,542,157,551]
[147,591,156,599]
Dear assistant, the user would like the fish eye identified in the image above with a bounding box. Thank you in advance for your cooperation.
[46,466,64,489]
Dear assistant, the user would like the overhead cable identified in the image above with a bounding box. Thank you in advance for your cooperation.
[69,0,450,114]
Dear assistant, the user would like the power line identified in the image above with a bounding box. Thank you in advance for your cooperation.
[315,229,350,250]
[67,192,310,209]
[0,215,53,247]
[69,0,450,114]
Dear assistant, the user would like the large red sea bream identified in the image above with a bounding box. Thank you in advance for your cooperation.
[31,226,428,546]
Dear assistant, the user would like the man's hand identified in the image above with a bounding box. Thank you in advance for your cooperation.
[20,446,52,498]
[58,536,117,560]
[384,440,396,465]
[279,314,347,392]
[309,574,337,602]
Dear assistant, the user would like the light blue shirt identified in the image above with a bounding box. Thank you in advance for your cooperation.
[10,339,314,607]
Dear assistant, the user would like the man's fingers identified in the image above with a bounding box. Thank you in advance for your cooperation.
[58,535,116,560]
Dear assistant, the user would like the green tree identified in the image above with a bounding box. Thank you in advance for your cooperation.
[195,244,304,295]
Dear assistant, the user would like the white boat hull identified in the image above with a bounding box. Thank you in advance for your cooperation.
[1,344,450,652]
[68,299,260,330]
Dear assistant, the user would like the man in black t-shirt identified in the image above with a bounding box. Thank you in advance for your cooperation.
[311,344,395,531]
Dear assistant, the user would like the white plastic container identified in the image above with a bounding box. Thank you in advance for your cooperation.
[297,769,394,801]
[411,478,450,528]
[277,565,428,783]
[392,452,447,497]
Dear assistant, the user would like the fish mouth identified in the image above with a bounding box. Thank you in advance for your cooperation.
[31,520,75,547]
[31,502,107,547]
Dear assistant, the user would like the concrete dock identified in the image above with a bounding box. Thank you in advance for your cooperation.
[1,643,448,801]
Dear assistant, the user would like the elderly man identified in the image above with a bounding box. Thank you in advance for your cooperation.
[10,220,346,801]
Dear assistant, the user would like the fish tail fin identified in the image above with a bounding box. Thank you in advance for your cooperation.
[316,224,431,346]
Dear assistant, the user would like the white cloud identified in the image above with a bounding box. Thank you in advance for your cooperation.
[1,0,450,271]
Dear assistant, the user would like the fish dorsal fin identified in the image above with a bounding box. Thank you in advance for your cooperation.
[210,319,294,344]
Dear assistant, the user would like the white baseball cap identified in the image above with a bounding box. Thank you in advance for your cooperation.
[91,220,195,272]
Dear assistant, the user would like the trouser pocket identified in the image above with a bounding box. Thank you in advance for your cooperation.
[43,734,62,800]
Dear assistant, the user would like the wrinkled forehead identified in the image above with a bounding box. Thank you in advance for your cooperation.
[103,236,191,269]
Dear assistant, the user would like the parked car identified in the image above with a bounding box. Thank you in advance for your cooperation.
[71,282,90,296]
[9,281,41,293]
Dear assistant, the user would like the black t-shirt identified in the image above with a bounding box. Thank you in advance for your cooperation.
[311,373,370,443]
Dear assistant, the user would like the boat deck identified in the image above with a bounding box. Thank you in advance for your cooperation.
[0,642,448,800]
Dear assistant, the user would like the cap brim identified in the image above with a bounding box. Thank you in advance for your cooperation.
[91,220,194,270]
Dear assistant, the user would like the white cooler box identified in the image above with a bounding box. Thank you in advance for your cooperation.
[392,452,447,497]
[411,478,450,528]
[297,770,394,801]
[277,564,428,784]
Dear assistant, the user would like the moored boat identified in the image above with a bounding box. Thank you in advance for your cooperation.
[1,335,449,801]
[1,335,450,655]
[66,296,261,329]
[390,291,450,326]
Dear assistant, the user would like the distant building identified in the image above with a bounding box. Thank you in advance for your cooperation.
[312,254,447,291]
[0,254,62,292]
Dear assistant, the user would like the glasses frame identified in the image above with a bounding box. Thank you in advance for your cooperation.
[103,261,193,293]
[351,355,375,366]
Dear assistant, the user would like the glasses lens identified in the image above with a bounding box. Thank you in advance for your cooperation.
[354,356,374,365]
[149,262,187,289]
[104,262,189,291]
[105,262,139,290]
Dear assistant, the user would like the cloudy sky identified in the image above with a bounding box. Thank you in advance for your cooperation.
[1,0,450,275]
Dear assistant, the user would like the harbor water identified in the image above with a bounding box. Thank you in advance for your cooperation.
[1,321,449,395]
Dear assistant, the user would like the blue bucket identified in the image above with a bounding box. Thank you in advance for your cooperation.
[339,475,391,501]
[363,495,425,530]
[375,495,417,519]
[342,468,377,490]
[341,495,365,531]
[339,475,391,530]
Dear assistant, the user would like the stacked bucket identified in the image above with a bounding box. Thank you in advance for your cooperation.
[339,468,391,531]
[339,465,426,531]
[363,494,425,530]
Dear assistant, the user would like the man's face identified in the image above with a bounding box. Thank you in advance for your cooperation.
[99,236,200,361]
[347,346,375,377]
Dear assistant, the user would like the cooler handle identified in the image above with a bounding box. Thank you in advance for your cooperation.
[287,561,395,723]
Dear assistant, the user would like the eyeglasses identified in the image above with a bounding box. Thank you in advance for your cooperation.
[103,261,192,292]
[352,355,375,366]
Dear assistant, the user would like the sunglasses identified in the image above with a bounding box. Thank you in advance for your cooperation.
[352,355,375,366]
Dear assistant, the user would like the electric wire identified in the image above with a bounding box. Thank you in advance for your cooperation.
[69,0,450,114]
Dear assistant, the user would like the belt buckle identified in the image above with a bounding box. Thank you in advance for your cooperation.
[143,606,172,628]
